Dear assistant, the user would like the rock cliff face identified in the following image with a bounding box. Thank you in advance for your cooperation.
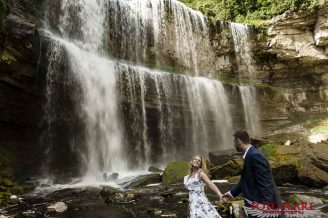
[212,4,328,130]
[256,6,328,130]
[0,1,44,176]
[0,0,327,177]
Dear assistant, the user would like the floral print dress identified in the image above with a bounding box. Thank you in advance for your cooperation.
[184,174,221,218]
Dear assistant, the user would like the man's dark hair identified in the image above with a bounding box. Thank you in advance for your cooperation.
[233,131,250,144]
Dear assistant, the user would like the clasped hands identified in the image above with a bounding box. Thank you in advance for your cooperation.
[218,192,231,203]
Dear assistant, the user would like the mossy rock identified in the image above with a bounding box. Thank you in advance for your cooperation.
[287,194,302,205]
[210,159,243,179]
[216,201,230,214]
[259,142,280,158]
[99,186,121,198]
[99,187,136,204]
[126,173,162,188]
[226,175,241,184]
[162,162,189,187]
[3,178,14,187]
[0,167,14,177]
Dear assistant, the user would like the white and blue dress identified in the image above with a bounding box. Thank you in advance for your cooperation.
[184,174,222,218]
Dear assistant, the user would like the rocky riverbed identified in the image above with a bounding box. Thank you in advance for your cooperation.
[0,179,327,218]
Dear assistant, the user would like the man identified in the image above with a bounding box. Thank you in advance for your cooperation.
[222,131,282,218]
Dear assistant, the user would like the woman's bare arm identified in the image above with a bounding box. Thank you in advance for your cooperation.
[199,171,223,198]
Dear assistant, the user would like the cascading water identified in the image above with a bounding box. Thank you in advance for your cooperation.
[239,86,261,136]
[118,65,233,166]
[41,0,262,184]
[230,23,262,136]
[105,0,211,75]
[43,0,128,181]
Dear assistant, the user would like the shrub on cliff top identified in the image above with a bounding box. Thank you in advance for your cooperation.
[179,0,320,25]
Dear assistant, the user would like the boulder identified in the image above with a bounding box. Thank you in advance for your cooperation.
[271,164,298,184]
[227,175,241,184]
[209,149,242,165]
[162,162,189,187]
[47,202,67,213]
[287,194,324,207]
[230,200,247,218]
[259,136,328,187]
[125,173,162,188]
[99,187,136,204]
[148,166,163,173]
[210,159,243,180]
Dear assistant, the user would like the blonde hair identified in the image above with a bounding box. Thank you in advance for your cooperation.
[189,154,208,176]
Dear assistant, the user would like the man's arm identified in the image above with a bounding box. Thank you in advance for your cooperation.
[252,153,275,202]
[229,179,242,197]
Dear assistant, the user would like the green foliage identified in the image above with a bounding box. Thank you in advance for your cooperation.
[179,0,320,25]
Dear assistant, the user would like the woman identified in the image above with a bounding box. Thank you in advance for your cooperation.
[184,155,222,218]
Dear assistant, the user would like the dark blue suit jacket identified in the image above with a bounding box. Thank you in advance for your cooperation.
[230,146,281,207]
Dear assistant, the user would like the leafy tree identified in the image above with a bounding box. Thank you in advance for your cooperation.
[179,0,320,25]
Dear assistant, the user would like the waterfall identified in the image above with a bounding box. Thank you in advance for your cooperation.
[104,0,211,75]
[43,0,128,181]
[118,64,233,167]
[239,86,261,136]
[41,0,248,183]
[230,22,262,136]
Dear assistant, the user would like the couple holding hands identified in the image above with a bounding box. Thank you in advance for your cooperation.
[184,131,282,218]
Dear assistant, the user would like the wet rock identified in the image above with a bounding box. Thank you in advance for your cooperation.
[100,187,136,204]
[3,178,14,187]
[125,173,162,188]
[9,195,17,200]
[209,149,241,165]
[287,194,324,207]
[147,208,163,215]
[210,159,243,180]
[230,201,247,218]
[162,162,189,187]
[160,191,174,198]
[160,213,177,217]
[271,164,298,184]
[259,137,328,187]
[99,186,121,197]
[227,175,241,184]
[47,201,67,213]
[148,166,163,173]
[216,201,230,215]
[298,142,328,187]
